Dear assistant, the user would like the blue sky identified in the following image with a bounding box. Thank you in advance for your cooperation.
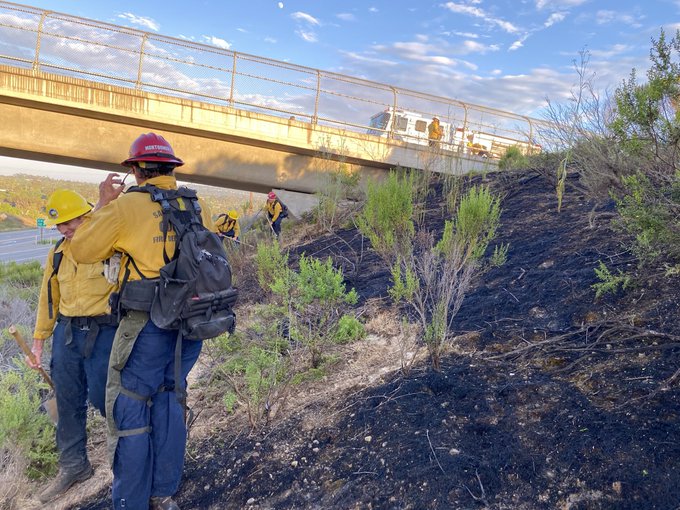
[13,0,677,117]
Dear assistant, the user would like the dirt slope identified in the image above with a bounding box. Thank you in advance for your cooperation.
[77,168,680,510]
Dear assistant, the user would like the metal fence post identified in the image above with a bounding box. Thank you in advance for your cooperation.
[389,87,398,140]
[135,33,148,90]
[229,53,237,106]
[312,70,320,125]
[32,10,50,72]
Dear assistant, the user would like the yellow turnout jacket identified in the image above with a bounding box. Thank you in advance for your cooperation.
[71,175,216,281]
[33,238,117,340]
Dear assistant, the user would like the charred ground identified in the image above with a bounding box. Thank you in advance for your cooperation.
[79,168,680,510]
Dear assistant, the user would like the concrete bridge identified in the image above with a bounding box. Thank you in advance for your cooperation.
[0,64,491,194]
[0,2,541,194]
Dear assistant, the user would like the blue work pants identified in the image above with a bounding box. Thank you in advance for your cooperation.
[112,320,203,510]
[270,215,283,236]
[50,319,115,469]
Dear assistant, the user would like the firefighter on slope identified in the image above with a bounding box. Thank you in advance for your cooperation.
[29,190,118,504]
[71,133,217,510]
[216,209,240,242]
[265,191,286,238]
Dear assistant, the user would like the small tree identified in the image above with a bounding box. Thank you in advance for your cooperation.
[390,185,501,370]
[607,29,680,265]
[356,170,415,265]
[272,255,361,368]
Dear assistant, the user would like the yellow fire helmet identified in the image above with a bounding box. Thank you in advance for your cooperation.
[228,209,240,220]
[45,189,92,226]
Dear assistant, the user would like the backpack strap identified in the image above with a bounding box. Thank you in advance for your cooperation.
[127,184,203,263]
[47,237,65,320]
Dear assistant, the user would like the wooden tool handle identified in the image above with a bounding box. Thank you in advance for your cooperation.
[9,325,55,390]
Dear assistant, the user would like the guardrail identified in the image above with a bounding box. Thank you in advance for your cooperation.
[0,1,550,154]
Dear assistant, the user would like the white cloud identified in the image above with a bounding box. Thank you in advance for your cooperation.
[544,12,567,27]
[264,36,277,43]
[291,11,320,25]
[462,40,500,54]
[442,2,520,34]
[339,50,398,66]
[278,2,284,8]
[453,31,480,38]
[595,10,639,26]
[588,44,631,58]
[509,39,524,51]
[202,35,230,49]
[535,0,588,9]
[337,13,355,22]
[296,29,318,42]
[117,13,160,32]
[369,7,378,13]
[444,3,485,17]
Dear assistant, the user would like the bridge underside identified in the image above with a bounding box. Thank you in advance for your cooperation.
[0,65,493,193]
[0,99,389,194]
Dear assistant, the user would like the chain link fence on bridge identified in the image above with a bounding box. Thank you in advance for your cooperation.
[0,1,553,157]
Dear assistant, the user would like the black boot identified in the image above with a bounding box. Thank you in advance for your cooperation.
[38,462,94,503]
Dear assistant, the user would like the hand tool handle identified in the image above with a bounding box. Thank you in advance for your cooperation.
[9,325,55,390]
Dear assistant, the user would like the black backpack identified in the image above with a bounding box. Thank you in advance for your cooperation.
[275,199,289,218]
[126,184,238,340]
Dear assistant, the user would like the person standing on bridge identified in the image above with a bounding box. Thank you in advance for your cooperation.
[265,191,288,239]
[70,132,218,510]
[29,189,118,504]
[428,117,443,148]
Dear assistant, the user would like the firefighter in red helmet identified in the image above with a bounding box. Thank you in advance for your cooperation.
[71,133,216,510]
[265,191,288,239]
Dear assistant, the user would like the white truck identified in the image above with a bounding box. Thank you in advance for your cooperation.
[367,108,540,158]
[368,108,454,147]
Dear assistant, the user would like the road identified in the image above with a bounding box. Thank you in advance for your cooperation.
[0,228,61,265]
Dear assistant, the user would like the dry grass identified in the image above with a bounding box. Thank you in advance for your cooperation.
[0,411,110,510]
[187,298,418,439]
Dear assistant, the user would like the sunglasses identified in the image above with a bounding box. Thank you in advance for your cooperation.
[121,169,133,185]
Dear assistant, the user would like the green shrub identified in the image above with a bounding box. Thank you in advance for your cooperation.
[498,146,528,170]
[272,255,360,368]
[219,344,287,427]
[356,170,415,264]
[611,173,680,263]
[490,243,510,267]
[0,362,58,478]
[334,315,366,344]
[592,261,632,299]
[255,242,292,294]
[0,261,43,288]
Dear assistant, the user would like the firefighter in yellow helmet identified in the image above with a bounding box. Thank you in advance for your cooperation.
[30,190,118,504]
[216,209,240,242]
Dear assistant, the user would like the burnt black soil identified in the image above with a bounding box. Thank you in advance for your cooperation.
[79,169,680,510]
